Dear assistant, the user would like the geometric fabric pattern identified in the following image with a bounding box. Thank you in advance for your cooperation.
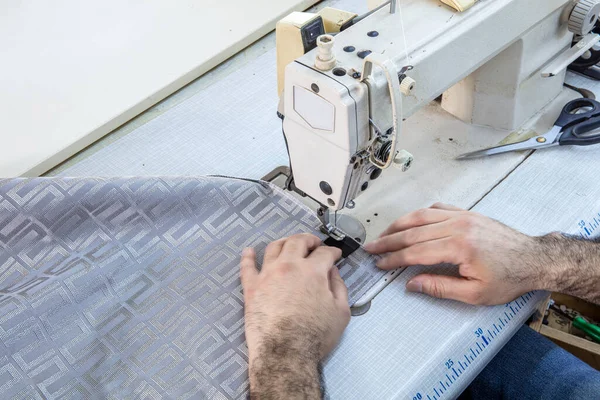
[0,177,383,399]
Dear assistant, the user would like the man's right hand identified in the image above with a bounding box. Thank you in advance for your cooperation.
[364,203,546,305]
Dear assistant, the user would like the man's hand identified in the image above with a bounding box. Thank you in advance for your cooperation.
[241,233,350,399]
[364,203,544,305]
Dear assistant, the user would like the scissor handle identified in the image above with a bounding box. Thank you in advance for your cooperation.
[559,115,600,146]
[554,98,600,128]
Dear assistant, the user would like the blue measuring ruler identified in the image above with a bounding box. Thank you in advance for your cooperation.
[408,211,600,400]
[409,291,539,400]
[577,211,600,239]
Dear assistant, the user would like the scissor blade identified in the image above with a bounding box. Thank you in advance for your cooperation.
[456,141,531,159]
[456,148,506,159]
[456,128,561,160]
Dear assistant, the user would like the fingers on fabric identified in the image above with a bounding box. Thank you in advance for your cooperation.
[280,233,322,259]
[329,267,350,313]
[407,273,483,304]
[376,237,461,269]
[307,246,342,276]
[263,238,286,264]
[240,248,258,290]
[364,221,453,254]
[377,208,454,238]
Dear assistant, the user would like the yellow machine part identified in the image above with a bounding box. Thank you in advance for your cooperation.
[275,8,356,95]
[440,0,478,12]
[368,0,477,12]
[317,7,357,33]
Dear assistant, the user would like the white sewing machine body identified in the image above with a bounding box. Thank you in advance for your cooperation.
[279,0,592,223]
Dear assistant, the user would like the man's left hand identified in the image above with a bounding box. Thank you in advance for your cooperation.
[241,233,350,398]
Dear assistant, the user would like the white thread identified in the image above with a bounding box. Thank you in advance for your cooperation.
[397,1,410,67]
[393,0,409,167]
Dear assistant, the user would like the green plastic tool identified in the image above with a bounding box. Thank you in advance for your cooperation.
[550,304,600,344]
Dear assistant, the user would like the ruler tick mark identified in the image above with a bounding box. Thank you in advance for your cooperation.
[417,288,541,400]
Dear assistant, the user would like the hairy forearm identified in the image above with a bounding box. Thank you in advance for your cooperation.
[248,322,323,400]
[249,357,321,400]
[533,233,600,305]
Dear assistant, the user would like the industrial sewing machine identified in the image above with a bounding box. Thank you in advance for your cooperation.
[276,0,600,241]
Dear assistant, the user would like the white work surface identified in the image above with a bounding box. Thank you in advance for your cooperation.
[41,0,600,398]
[324,145,600,399]
[0,0,319,177]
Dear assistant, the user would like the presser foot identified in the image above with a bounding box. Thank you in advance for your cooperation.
[318,206,366,257]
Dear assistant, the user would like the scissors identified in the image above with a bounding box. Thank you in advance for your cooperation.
[457,98,600,159]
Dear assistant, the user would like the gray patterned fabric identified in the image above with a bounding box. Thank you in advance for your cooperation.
[0,177,383,399]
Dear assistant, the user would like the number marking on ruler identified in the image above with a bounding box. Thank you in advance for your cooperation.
[412,292,537,400]
[411,212,600,400]
[577,211,600,239]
